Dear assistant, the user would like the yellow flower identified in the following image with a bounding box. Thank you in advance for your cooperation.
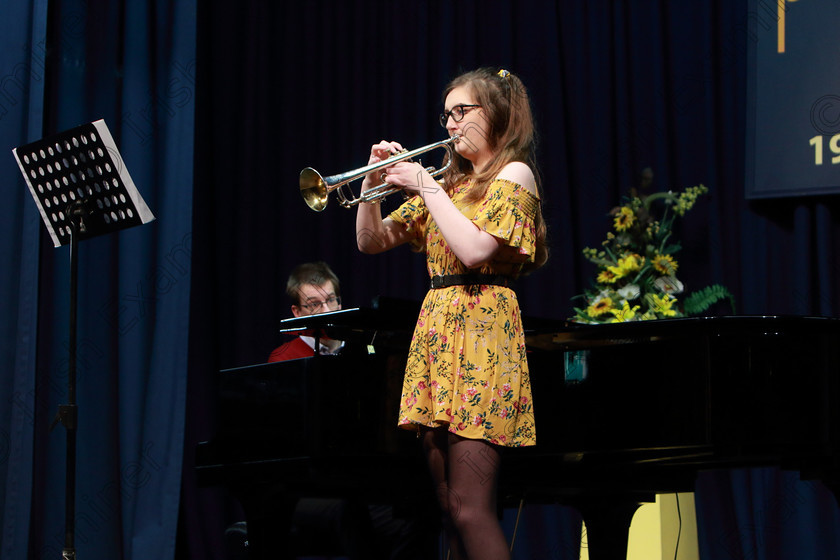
[597,269,618,284]
[607,253,644,279]
[613,207,635,231]
[608,300,640,322]
[587,297,614,317]
[649,293,678,317]
[674,184,708,216]
[639,310,659,321]
[652,254,678,275]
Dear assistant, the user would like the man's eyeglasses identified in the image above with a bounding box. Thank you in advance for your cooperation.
[439,104,481,128]
[299,296,341,313]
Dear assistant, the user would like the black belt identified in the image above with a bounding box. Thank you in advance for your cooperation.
[429,274,512,289]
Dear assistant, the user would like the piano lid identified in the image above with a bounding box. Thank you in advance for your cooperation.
[528,314,840,350]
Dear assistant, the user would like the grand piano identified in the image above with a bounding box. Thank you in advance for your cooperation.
[195,302,840,559]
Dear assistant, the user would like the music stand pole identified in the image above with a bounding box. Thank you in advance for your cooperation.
[57,202,84,560]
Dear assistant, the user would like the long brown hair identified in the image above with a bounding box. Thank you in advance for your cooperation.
[441,67,548,272]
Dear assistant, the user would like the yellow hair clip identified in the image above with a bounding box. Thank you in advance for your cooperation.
[497,69,510,79]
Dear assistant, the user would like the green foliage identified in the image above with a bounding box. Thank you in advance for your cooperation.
[683,284,736,315]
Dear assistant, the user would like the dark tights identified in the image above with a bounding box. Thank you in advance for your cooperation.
[421,427,510,560]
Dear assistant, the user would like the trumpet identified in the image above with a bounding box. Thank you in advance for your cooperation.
[299,136,459,211]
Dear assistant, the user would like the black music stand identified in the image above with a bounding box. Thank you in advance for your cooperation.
[13,119,154,560]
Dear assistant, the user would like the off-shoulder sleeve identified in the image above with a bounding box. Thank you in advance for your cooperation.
[388,194,428,251]
[472,178,540,259]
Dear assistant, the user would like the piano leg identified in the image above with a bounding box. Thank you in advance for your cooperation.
[235,486,298,560]
[573,497,647,560]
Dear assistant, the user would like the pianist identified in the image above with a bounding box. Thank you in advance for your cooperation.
[268,261,344,361]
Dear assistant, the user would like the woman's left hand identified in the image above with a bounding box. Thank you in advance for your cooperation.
[382,162,441,198]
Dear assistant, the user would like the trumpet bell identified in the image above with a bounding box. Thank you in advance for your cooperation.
[300,167,328,212]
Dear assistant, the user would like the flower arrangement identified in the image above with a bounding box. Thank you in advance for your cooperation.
[571,184,734,323]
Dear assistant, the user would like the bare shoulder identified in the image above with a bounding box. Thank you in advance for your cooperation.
[496,162,537,196]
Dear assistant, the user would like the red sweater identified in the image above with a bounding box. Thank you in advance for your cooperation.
[267,337,314,362]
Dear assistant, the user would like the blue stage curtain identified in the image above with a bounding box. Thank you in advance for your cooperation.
[0,0,195,558]
[696,468,840,560]
[0,1,47,557]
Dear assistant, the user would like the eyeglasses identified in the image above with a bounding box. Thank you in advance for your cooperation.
[299,296,341,313]
[439,104,481,128]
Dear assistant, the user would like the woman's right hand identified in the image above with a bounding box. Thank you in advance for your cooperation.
[361,140,405,192]
[356,140,414,255]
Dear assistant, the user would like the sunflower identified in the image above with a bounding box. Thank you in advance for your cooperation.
[587,297,614,317]
[597,269,618,284]
[652,254,678,275]
[613,206,635,232]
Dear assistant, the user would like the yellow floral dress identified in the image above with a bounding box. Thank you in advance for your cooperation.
[388,177,540,447]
